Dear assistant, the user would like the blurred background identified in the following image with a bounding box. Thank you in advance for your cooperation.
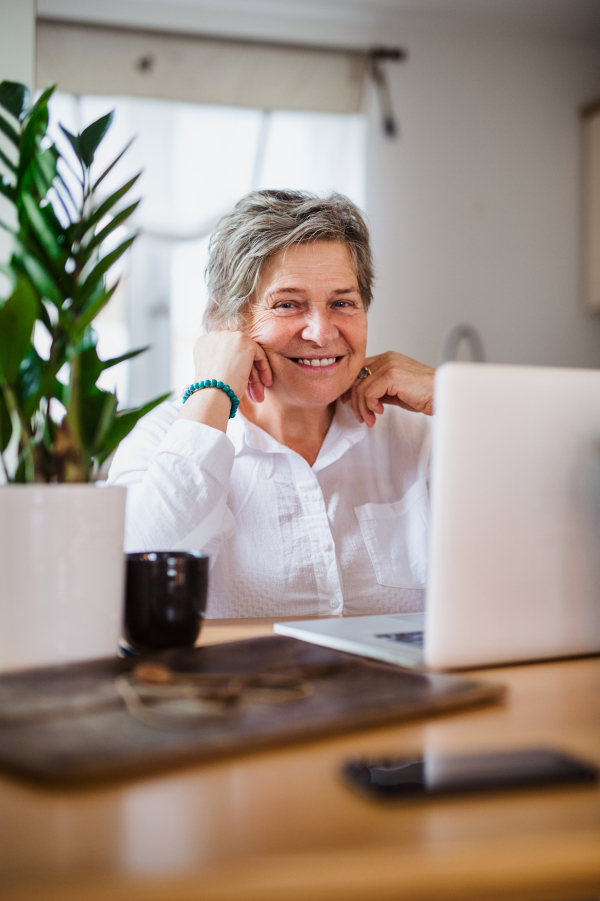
[2,0,600,407]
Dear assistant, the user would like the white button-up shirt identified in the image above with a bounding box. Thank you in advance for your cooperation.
[107,399,432,618]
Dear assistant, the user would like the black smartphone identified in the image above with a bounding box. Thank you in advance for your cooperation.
[342,748,598,801]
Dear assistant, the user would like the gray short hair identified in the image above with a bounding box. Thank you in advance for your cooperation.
[203,189,374,332]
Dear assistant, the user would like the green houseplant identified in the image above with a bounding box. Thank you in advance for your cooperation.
[0,80,167,482]
[0,81,168,671]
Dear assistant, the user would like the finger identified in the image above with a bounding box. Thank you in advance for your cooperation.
[364,380,385,413]
[380,393,418,413]
[349,383,363,423]
[357,383,377,427]
[366,395,385,415]
[247,363,265,403]
[362,380,389,427]
[253,344,272,386]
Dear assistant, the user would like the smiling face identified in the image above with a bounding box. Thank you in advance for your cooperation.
[248,241,368,410]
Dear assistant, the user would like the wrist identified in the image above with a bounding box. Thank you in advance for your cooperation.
[184,380,240,418]
[177,386,232,433]
[193,374,246,401]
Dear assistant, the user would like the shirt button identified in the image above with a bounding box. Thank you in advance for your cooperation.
[320,540,332,552]
[330,598,339,608]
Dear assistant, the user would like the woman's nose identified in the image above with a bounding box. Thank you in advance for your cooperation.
[301,309,339,345]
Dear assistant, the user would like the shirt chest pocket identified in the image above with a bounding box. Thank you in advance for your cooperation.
[354,481,429,589]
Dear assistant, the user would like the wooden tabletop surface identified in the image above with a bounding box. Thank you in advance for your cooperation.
[0,617,599,901]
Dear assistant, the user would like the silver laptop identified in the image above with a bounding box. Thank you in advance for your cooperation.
[275,362,600,670]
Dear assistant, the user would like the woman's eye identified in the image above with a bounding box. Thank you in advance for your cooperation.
[274,302,297,310]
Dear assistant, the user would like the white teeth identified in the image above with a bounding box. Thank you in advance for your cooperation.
[297,357,336,367]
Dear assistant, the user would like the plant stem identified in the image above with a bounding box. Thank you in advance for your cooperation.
[1,383,35,482]
[0,445,9,483]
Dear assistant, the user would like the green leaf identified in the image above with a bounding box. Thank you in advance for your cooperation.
[71,338,147,400]
[23,164,50,207]
[13,453,27,483]
[18,346,44,398]
[72,323,98,354]
[0,81,30,121]
[72,282,119,338]
[90,390,118,454]
[16,347,46,419]
[79,112,114,168]
[95,392,171,465]
[77,341,103,394]
[0,109,19,146]
[84,173,141,234]
[59,124,82,165]
[51,377,65,406]
[39,198,68,245]
[33,146,59,196]
[0,389,13,453]
[0,278,37,383]
[25,84,55,121]
[76,234,135,309]
[0,144,16,173]
[18,198,69,285]
[0,260,16,290]
[13,230,69,303]
[18,250,64,307]
[52,169,78,223]
[0,178,16,204]
[99,345,149,372]
[21,194,65,263]
[19,93,51,177]
[78,385,112,449]
[92,137,134,192]
[77,200,139,269]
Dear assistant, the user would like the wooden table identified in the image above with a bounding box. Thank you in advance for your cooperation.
[0,617,599,901]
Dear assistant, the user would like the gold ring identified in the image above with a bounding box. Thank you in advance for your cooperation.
[357,366,372,380]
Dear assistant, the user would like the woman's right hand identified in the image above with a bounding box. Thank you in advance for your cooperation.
[191,330,272,403]
[177,331,272,432]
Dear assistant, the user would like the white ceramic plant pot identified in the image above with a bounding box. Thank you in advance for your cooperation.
[0,484,126,672]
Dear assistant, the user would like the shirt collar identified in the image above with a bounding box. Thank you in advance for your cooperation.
[227,399,367,468]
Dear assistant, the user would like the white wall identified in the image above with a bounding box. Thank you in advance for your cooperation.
[0,0,36,274]
[0,0,35,87]
[364,29,600,368]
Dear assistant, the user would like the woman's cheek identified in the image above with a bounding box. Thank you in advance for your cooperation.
[250,320,293,350]
[248,313,280,345]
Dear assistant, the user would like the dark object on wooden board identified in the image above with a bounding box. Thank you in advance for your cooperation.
[124,551,208,651]
[0,636,505,784]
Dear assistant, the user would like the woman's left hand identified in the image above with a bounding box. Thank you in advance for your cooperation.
[342,351,435,426]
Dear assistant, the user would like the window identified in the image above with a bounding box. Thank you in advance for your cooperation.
[47,93,366,405]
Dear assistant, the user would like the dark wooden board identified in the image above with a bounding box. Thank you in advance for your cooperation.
[0,636,505,784]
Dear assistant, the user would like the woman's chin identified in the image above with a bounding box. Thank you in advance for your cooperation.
[263,359,359,409]
[267,380,344,409]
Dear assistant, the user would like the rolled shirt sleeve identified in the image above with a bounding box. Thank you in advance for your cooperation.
[107,404,236,553]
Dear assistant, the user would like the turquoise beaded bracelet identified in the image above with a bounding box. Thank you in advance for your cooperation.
[182,380,239,419]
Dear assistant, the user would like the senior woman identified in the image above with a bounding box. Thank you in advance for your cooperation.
[108,190,435,618]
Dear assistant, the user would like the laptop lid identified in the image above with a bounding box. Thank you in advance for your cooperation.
[425,362,600,669]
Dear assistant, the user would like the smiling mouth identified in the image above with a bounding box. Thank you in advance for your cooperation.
[290,356,343,368]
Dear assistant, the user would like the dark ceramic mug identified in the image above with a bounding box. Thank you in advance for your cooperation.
[124,551,208,652]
